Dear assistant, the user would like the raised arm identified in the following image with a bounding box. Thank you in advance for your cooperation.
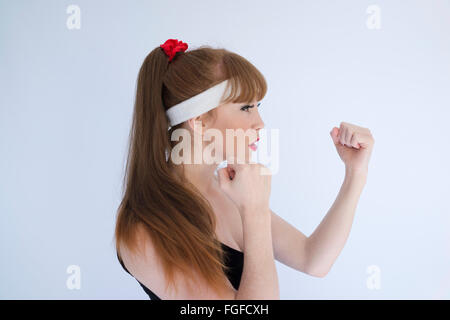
[306,122,374,276]
[306,169,367,277]
[269,122,374,278]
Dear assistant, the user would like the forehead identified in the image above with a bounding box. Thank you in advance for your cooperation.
[216,101,252,111]
[220,97,259,107]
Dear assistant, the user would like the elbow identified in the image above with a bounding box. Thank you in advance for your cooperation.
[309,270,328,278]
[304,256,332,278]
[308,269,329,278]
[306,266,330,278]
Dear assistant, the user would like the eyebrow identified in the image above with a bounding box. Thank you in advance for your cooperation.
[243,102,262,107]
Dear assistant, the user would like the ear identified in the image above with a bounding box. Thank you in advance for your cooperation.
[187,115,209,136]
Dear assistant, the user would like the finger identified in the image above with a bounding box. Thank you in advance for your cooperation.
[330,127,340,145]
[342,126,354,147]
[352,131,374,148]
[349,133,361,149]
[345,129,353,146]
[346,123,371,136]
[339,126,347,145]
[217,167,231,187]
[225,155,236,168]
[227,166,236,180]
[343,128,351,146]
[226,155,245,172]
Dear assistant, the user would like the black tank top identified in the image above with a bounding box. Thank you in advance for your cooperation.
[117,242,244,300]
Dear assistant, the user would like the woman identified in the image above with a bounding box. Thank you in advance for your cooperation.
[114,39,375,300]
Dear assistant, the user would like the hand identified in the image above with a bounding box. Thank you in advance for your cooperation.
[216,160,272,218]
[330,122,375,174]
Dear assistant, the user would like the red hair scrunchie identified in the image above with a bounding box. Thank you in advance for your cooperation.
[160,39,188,62]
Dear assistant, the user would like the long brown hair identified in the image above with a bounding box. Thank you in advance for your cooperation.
[114,43,267,296]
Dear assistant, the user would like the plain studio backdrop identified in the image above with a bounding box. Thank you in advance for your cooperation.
[1,0,449,299]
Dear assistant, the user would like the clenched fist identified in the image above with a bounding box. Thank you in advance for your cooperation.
[330,122,375,174]
[217,161,272,218]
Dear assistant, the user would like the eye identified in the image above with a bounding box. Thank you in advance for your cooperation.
[240,102,261,112]
[240,105,252,112]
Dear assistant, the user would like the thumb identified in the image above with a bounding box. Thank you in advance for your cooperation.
[330,127,340,146]
[217,167,231,189]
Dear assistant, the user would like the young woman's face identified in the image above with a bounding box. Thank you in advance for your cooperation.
[203,98,265,164]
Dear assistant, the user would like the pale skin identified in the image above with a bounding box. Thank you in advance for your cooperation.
[121,98,375,299]
[182,100,375,272]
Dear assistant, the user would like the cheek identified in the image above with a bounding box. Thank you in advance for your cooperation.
[210,116,252,161]
[221,130,251,163]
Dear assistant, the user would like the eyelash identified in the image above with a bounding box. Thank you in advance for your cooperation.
[241,102,261,112]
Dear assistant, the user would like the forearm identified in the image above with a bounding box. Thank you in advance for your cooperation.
[235,209,280,300]
[306,169,367,276]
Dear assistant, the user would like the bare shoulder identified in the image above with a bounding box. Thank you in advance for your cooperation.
[119,222,237,300]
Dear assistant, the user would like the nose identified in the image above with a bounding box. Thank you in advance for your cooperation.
[254,114,264,130]
[252,109,265,139]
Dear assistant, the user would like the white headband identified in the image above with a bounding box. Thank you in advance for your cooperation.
[166,79,231,127]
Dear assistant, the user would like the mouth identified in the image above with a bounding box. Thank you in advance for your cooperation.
[248,137,260,151]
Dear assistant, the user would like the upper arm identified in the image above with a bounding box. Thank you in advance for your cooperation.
[119,224,237,300]
[270,209,311,274]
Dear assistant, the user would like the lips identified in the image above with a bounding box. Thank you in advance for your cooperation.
[249,137,259,151]
[248,137,260,145]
